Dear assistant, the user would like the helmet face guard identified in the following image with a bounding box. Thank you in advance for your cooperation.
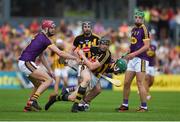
[114,58,127,74]
[134,9,144,25]
[82,21,92,29]
[99,37,111,46]
[82,21,92,35]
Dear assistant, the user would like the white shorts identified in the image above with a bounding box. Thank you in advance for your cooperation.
[67,60,100,89]
[127,57,149,73]
[146,66,155,76]
[18,60,39,76]
[89,72,100,89]
[54,67,68,78]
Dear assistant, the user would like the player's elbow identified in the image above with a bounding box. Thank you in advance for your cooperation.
[39,53,44,61]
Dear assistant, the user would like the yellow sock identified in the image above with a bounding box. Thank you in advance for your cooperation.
[31,93,40,101]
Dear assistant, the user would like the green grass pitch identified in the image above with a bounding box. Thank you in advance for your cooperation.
[0,89,179,121]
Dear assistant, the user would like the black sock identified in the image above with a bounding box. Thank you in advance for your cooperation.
[74,86,87,104]
[61,93,70,101]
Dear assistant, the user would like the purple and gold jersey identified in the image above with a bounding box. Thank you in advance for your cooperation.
[146,44,156,66]
[130,24,150,60]
[19,32,52,62]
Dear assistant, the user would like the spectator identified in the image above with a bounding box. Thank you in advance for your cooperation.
[29,19,40,34]
[93,20,105,36]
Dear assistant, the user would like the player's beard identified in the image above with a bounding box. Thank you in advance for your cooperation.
[84,31,91,37]
[135,22,142,27]
[47,29,55,37]
[135,19,143,27]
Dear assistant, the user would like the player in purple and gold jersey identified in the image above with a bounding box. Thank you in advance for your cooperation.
[116,9,150,112]
[18,20,79,112]
[144,39,158,100]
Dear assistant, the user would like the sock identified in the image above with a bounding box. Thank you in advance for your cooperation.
[141,102,147,109]
[122,99,128,107]
[31,93,40,101]
[74,86,87,104]
[58,93,70,101]
[57,95,62,101]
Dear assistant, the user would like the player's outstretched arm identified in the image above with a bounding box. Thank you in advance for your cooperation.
[78,50,101,70]
[39,52,54,78]
[48,44,78,61]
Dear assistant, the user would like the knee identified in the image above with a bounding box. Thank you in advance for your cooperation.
[34,82,42,88]
[124,81,131,88]
[136,80,144,87]
[81,70,91,83]
[44,76,53,85]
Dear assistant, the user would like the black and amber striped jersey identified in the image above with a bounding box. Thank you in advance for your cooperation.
[51,52,65,69]
[90,46,112,78]
[73,33,100,59]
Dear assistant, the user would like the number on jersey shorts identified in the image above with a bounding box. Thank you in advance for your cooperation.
[127,57,149,73]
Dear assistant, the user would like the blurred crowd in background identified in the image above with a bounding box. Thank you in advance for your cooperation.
[0,6,180,74]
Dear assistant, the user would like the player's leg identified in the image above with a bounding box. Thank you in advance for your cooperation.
[24,76,41,112]
[83,82,101,104]
[144,74,150,96]
[28,68,53,111]
[136,59,149,112]
[77,83,101,111]
[45,68,91,112]
[116,58,136,111]
[71,68,91,112]
[144,74,154,100]
[28,76,42,98]
[148,75,154,89]
[145,66,155,100]
[136,72,148,112]
[54,69,61,95]
[18,61,53,111]
[61,68,68,87]
[44,86,78,111]
[117,71,135,111]
[48,69,61,104]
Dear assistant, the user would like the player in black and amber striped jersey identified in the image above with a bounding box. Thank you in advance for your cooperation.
[72,21,100,59]
[44,37,126,112]
[45,37,113,112]
[50,39,68,95]
[70,37,113,112]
